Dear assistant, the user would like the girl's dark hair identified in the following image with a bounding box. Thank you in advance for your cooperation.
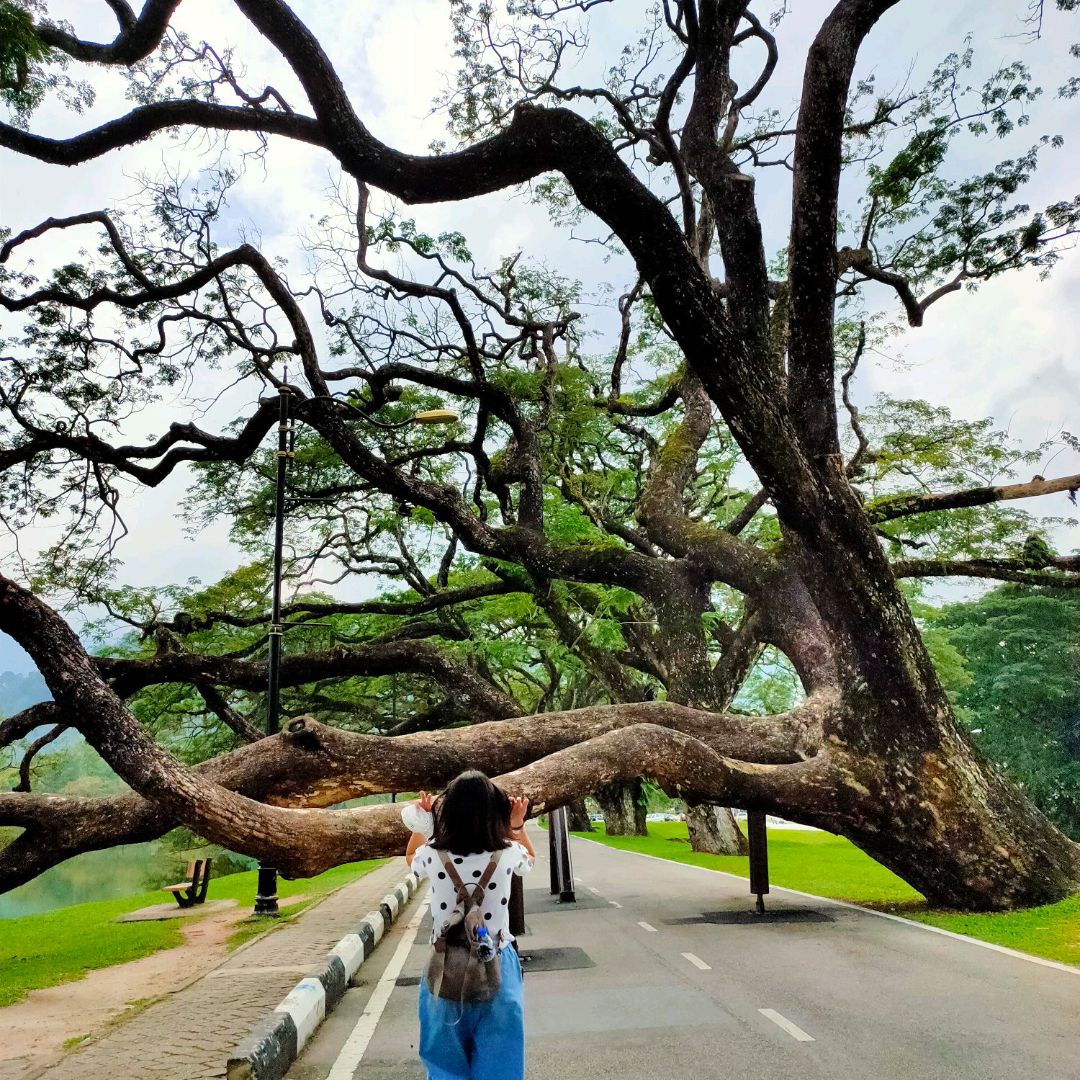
[431,770,512,855]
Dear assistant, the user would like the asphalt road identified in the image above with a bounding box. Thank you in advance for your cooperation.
[288,831,1080,1079]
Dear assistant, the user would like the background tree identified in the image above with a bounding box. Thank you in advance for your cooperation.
[933,586,1080,839]
[0,0,1079,910]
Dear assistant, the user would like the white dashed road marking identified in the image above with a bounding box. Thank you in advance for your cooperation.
[326,900,429,1079]
[588,886,601,894]
[637,921,658,932]
[608,900,622,908]
[682,952,711,970]
[759,1008,815,1042]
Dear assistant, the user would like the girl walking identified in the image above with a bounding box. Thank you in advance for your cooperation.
[404,771,535,1080]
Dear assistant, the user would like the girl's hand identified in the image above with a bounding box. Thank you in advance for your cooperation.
[416,790,435,812]
[509,796,529,831]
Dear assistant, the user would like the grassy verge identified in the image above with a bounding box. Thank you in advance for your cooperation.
[576,822,1080,968]
[0,859,386,1008]
[220,861,387,950]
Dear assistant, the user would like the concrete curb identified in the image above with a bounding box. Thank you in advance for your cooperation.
[226,870,422,1080]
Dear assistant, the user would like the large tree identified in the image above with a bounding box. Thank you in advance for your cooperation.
[1,0,1080,910]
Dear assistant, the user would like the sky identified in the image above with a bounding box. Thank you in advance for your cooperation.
[1,0,1078,675]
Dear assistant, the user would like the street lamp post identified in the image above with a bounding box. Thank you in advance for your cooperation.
[252,389,459,916]
[254,383,294,916]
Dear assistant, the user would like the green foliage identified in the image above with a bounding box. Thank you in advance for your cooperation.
[854,40,1079,291]
[857,397,1074,561]
[733,648,802,714]
[0,2,93,127]
[0,2,47,84]
[932,587,1080,837]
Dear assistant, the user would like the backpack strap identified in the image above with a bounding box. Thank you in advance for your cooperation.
[437,849,504,912]
[474,848,504,895]
[437,851,469,900]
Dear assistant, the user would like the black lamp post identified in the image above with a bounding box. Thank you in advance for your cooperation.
[254,384,293,917]
[252,388,458,916]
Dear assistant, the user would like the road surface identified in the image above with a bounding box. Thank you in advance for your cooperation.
[288,831,1080,1079]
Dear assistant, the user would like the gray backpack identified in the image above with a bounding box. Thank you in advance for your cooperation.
[423,849,504,1003]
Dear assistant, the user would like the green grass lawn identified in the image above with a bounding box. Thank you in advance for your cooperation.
[0,859,386,1009]
[576,822,1080,967]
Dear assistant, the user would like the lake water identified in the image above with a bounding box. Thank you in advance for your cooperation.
[0,841,208,918]
[0,794,395,918]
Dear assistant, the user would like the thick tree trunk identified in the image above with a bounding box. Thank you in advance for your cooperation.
[686,804,749,856]
[565,797,593,832]
[597,778,647,835]
[822,729,1080,911]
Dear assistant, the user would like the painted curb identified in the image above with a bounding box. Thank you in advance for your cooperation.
[226,870,422,1080]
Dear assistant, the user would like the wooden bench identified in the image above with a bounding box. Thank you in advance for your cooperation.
[162,857,213,908]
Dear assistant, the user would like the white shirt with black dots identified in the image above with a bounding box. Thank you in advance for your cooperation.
[413,841,533,945]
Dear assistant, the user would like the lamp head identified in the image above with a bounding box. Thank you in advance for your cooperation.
[410,408,460,426]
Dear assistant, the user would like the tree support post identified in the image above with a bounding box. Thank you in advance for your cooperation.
[549,806,575,903]
[509,873,525,940]
[747,809,769,915]
[255,384,294,918]
[548,811,558,895]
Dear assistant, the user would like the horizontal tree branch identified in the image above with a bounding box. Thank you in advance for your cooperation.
[156,580,519,633]
[869,473,1080,522]
[97,638,523,720]
[0,389,281,487]
[0,720,833,889]
[36,0,180,65]
[1,541,832,892]
[0,101,322,166]
[894,555,1080,586]
[0,694,832,890]
[0,701,65,749]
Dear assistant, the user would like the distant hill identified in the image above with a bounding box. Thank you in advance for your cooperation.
[0,670,50,716]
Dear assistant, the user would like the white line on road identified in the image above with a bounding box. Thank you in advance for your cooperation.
[682,952,711,970]
[326,899,429,1080]
[575,836,1080,978]
[637,921,658,932]
[588,886,601,894]
[759,1008,815,1042]
[608,900,622,908]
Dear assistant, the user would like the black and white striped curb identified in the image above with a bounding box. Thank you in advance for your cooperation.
[226,871,422,1080]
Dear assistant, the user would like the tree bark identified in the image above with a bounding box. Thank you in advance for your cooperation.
[686,804,749,856]
[565,797,594,833]
[597,778,648,836]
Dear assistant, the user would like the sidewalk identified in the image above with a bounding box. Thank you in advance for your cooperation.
[23,859,412,1080]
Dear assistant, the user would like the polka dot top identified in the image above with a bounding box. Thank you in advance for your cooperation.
[413,841,533,945]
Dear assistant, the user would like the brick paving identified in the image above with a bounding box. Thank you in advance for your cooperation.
[25,859,411,1080]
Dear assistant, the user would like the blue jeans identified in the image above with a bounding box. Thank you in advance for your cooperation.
[418,946,524,1080]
